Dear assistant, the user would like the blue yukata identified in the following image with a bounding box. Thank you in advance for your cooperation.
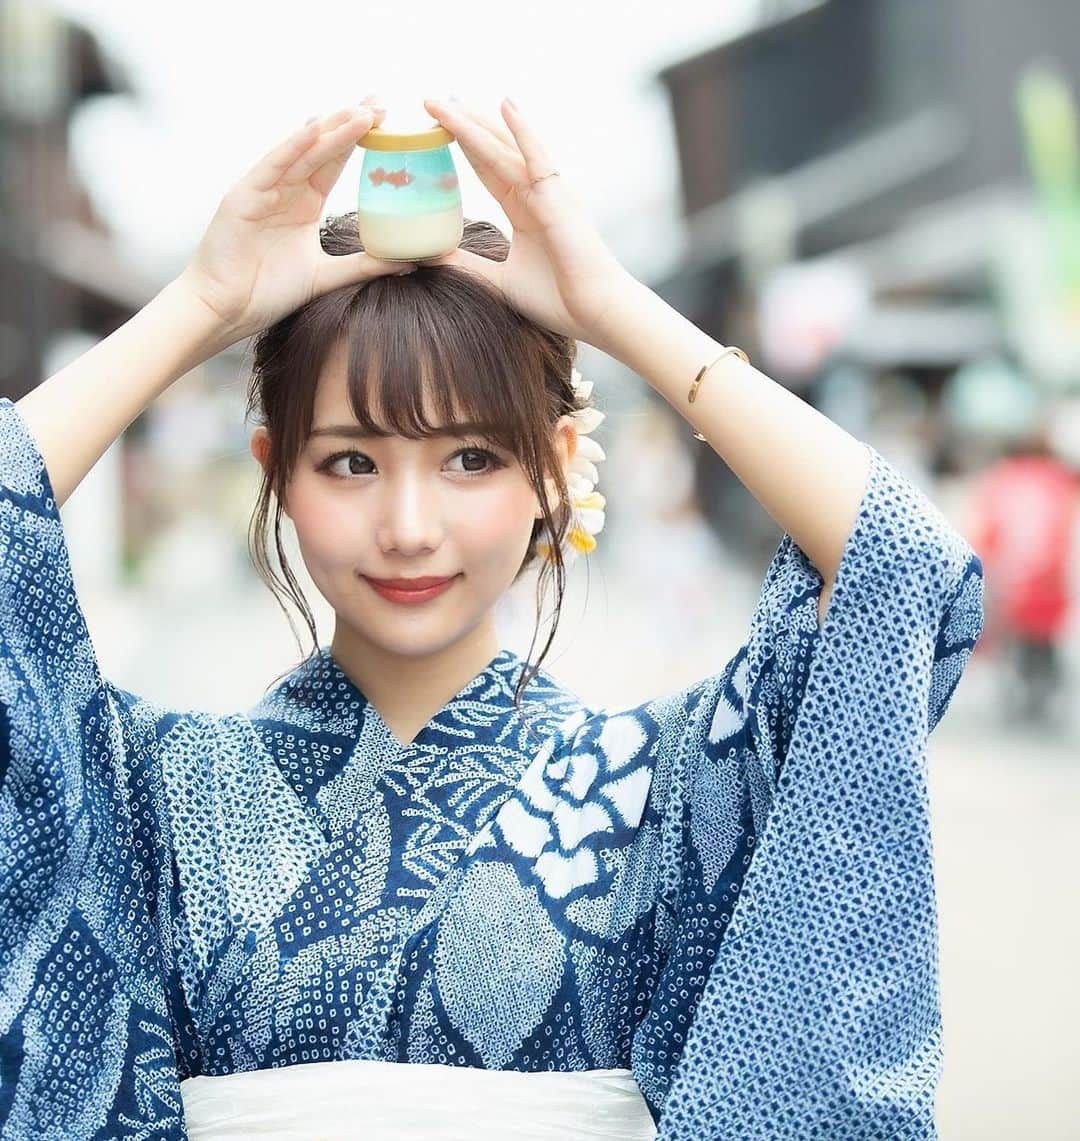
[0,395,984,1139]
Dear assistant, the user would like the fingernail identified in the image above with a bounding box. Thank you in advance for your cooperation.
[505,96,517,111]
[305,115,318,124]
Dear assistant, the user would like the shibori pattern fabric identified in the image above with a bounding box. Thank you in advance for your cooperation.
[0,393,984,1140]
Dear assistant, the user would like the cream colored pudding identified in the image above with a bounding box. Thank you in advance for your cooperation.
[357,203,464,261]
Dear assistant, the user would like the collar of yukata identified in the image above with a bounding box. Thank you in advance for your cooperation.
[533,368,606,566]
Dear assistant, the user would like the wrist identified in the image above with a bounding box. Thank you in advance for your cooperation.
[583,274,656,359]
[586,275,729,402]
[167,272,247,358]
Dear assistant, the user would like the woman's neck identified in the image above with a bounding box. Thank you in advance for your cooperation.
[329,617,502,746]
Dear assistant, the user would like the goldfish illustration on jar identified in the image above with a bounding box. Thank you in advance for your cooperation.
[367,166,415,188]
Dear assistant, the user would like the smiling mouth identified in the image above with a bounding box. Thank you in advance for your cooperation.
[363,574,460,603]
[364,574,457,591]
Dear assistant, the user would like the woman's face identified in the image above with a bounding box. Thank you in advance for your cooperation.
[250,341,576,660]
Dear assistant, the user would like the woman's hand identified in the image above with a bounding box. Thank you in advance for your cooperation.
[418,96,638,351]
[177,97,417,342]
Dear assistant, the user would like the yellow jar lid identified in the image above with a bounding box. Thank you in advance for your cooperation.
[358,124,455,152]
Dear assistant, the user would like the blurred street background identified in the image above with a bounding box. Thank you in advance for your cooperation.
[2,1,1079,1136]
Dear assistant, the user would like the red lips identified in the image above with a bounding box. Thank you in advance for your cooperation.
[364,574,460,605]
[365,575,455,591]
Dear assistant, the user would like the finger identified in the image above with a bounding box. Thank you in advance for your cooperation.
[422,99,524,198]
[416,247,505,293]
[247,121,321,192]
[247,105,382,193]
[450,248,505,292]
[314,250,420,295]
[437,97,515,150]
[308,107,388,197]
[499,98,558,182]
[286,107,384,186]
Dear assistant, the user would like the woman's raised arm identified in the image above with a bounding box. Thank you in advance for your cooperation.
[591,277,872,626]
[16,98,411,510]
[16,280,234,508]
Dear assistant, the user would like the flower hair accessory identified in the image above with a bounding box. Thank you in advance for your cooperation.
[534,367,606,566]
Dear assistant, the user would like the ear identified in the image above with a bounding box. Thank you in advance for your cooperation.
[250,426,291,519]
[250,425,271,472]
[535,414,579,520]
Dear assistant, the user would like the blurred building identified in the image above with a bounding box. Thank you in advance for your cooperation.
[650,0,1080,552]
[0,0,143,401]
[0,0,251,589]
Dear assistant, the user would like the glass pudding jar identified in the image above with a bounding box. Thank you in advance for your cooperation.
[355,122,463,261]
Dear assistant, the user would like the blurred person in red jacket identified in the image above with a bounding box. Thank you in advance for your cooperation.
[970,422,1079,726]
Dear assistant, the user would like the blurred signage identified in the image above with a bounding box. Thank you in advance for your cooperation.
[998,63,1080,392]
[756,258,870,381]
[0,0,65,123]
[1016,64,1080,305]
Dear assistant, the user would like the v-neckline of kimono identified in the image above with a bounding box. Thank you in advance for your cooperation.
[318,644,519,752]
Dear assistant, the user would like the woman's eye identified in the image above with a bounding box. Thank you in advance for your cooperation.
[320,451,374,477]
[448,447,502,474]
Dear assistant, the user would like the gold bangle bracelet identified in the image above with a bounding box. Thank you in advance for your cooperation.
[688,345,750,441]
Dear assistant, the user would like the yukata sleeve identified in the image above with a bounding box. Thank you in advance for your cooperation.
[622,440,984,1138]
[0,396,189,1139]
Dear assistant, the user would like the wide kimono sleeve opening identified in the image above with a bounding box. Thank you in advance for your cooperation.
[623,440,984,1139]
[0,396,193,1139]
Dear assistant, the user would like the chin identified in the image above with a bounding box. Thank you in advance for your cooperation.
[338,607,485,660]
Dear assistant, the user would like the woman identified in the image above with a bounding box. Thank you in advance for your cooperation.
[0,96,984,1139]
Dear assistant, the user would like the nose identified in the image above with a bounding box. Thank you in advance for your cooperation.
[374,469,445,556]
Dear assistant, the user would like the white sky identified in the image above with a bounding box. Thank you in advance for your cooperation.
[51,0,760,283]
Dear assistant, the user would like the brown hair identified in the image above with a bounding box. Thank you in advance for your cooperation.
[244,213,588,707]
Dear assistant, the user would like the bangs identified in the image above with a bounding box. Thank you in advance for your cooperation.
[337,269,559,455]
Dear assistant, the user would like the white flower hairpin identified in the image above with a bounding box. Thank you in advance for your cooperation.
[534,367,606,566]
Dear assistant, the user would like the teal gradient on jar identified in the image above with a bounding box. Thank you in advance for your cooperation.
[358,145,462,218]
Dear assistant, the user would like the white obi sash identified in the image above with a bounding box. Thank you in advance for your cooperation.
[181,1059,657,1140]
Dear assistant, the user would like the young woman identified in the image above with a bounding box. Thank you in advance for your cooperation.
[0,96,984,1139]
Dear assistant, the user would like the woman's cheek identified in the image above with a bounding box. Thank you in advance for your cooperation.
[458,481,537,560]
[288,476,360,561]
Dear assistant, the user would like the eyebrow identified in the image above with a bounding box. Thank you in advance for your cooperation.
[309,422,496,440]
